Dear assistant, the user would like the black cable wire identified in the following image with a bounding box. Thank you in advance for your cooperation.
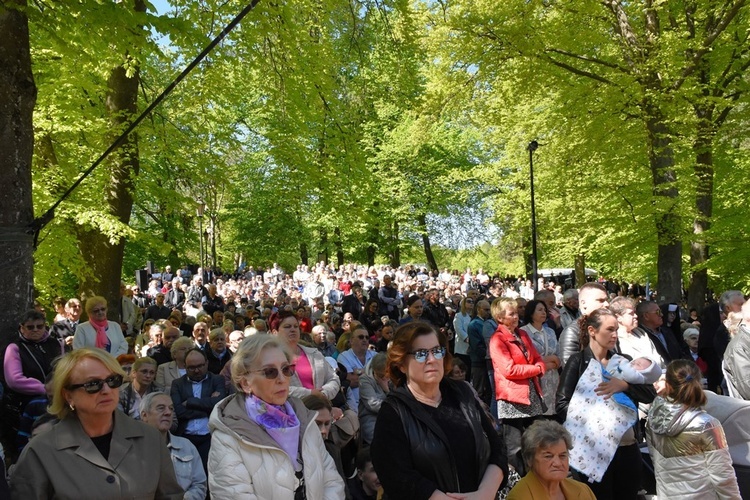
[28,0,262,247]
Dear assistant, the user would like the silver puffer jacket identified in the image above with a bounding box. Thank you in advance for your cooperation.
[646,397,741,499]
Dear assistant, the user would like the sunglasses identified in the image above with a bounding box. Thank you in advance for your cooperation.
[252,364,296,380]
[408,346,446,363]
[67,374,124,394]
[23,323,46,330]
[355,334,368,340]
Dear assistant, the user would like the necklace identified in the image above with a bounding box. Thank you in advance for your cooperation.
[408,383,442,407]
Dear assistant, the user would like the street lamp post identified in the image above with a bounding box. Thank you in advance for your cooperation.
[197,198,205,273]
[528,140,539,294]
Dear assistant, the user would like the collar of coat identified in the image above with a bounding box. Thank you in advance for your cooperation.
[53,410,148,472]
[211,393,316,451]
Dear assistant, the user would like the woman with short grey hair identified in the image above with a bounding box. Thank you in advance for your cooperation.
[508,420,595,499]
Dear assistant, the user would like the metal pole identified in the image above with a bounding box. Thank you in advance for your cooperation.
[198,216,204,273]
[528,141,539,294]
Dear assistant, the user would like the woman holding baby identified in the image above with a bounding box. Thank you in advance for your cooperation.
[556,309,657,500]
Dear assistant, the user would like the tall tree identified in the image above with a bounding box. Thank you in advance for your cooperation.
[0,0,36,341]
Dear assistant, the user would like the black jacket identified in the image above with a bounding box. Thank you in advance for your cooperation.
[556,348,656,422]
[371,378,507,499]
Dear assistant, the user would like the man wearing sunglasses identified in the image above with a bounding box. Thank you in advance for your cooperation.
[170,348,226,475]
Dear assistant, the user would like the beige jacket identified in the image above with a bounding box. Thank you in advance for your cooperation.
[10,410,183,499]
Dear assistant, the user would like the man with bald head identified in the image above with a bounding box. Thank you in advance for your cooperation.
[557,282,609,366]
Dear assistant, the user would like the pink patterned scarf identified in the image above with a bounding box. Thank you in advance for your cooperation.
[89,317,110,350]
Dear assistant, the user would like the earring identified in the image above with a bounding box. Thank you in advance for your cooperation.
[69,403,75,411]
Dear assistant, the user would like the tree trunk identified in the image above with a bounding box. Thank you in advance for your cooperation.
[0,0,36,345]
[334,226,344,267]
[417,214,438,271]
[318,229,328,265]
[645,106,682,304]
[687,66,715,313]
[300,242,308,266]
[77,2,144,317]
[574,253,586,288]
[389,220,400,268]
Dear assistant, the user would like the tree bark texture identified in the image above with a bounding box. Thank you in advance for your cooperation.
[688,104,714,312]
[389,220,400,268]
[645,106,682,304]
[417,214,438,271]
[77,55,142,317]
[0,0,36,346]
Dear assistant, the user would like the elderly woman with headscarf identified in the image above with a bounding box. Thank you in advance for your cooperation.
[72,296,128,357]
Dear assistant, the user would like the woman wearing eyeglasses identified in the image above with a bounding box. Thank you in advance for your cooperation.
[72,296,128,357]
[208,334,345,498]
[371,322,508,499]
[10,348,183,499]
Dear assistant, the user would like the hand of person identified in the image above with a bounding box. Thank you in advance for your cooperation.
[548,307,561,325]
[595,377,629,399]
[211,391,220,397]
[654,375,668,396]
[428,491,464,500]
[331,407,344,421]
[347,371,361,388]
[310,389,325,399]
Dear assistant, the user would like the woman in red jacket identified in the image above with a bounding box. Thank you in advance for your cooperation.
[490,296,546,473]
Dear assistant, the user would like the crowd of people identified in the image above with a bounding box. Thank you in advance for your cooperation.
[0,260,747,499]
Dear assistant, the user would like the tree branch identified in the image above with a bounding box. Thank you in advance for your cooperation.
[543,56,615,85]
[544,47,629,74]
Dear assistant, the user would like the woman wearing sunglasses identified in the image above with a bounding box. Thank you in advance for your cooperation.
[72,296,128,357]
[208,334,344,498]
[10,348,183,499]
[371,322,508,499]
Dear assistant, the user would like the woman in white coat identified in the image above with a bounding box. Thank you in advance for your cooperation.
[208,334,344,499]
[647,359,741,499]
[72,296,128,357]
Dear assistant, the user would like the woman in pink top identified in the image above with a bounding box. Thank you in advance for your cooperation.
[271,310,341,404]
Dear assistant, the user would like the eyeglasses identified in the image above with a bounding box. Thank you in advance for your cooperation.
[408,346,446,363]
[465,300,475,304]
[648,309,663,316]
[23,323,46,330]
[355,334,368,340]
[252,364,296,380]
[67,374,124,394]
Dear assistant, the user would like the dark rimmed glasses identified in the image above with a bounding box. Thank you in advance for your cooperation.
[67,374,124,394]
[408,347,446,363]
[252,364,296,380]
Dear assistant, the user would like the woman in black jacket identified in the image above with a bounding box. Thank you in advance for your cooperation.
[370,322,508,499]
[556,309,656,500]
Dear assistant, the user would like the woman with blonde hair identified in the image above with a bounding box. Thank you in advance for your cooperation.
[10,348,182,499]
[72,296,128,357]
[208,334,344,498]
[647,359,741,499]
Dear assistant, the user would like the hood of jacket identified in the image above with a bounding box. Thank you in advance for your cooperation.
[648,396,704,437]
[209,393,317,449]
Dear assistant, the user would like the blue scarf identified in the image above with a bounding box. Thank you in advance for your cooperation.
[245,394,301,471]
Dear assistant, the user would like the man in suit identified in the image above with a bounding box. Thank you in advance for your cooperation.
[147,324,181,366]
[164,278,185,312]
[171,348,226,474]
[144,293,171,322]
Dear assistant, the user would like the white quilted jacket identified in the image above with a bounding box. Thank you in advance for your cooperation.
[208,394,345,499]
